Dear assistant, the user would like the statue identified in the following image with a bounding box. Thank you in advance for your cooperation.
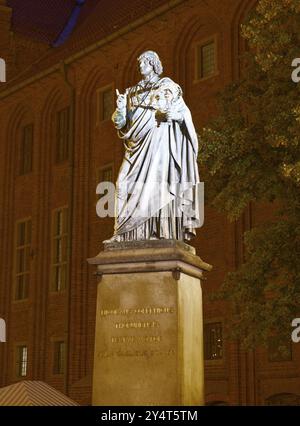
[106,51,201,242]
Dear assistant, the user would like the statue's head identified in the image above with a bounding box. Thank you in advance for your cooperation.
[137,51,163,76]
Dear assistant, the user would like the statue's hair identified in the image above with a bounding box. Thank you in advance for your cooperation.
[138,51,163,76]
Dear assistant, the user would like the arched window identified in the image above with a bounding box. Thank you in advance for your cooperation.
[266,393,300,406]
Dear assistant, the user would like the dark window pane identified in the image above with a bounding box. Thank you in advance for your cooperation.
[101,167,113,182]
[56,108,70,163]
[63,209,68,234]
[15,220,31,300]
[55,239,62,262]
[17,249,24,274]
[26,221,32,244]
[98,88,113,122]
[53,341,66,374]
[16,275,24,300]
[53,266,60,292]
[16,345,28,377]
[25,247,31,271]
[204,322,223,360]
[55,210,62,236]
[18,222,26,246]
[16,274,29,300]
[62,236,68,261]
[199,42,215,79]
[20,125,33,175]
[52,208,68,292]
[23,274,29,299]
[103,89,113,121]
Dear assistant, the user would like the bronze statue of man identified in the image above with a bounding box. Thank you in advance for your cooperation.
[108,50,201,242]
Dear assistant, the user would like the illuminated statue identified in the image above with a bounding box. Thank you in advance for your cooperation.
[107,51,201,242]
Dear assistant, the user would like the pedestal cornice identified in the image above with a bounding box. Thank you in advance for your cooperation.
[88,240,212,280]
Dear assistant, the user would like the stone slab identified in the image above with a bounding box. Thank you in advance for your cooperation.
[88,240,212,278]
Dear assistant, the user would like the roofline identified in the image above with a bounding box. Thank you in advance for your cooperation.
[0,0,186,100]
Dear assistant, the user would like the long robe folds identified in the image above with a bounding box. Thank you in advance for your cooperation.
[112,77,202,241]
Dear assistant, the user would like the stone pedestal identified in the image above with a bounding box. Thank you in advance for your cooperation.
[88,240,212,406]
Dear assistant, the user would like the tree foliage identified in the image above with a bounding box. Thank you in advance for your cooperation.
[199,0,300,348]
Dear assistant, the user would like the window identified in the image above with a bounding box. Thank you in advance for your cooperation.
[53,341,66,374]
[268,337,292,362]
[204,322,223,360]
[97,165,114,184]
[16,345,28,377]
[20,124,33,175]
[15,219,31,300]
[196,39,216,80]
[97,86,114,122]
[56,107,70,163]
[51,207,68,292]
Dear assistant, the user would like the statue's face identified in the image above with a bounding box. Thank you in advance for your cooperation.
[138,56,154,77]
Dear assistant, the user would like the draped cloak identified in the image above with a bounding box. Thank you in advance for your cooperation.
[112,77,201,241]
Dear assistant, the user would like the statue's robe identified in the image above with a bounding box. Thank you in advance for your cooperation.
[112,77,201,241]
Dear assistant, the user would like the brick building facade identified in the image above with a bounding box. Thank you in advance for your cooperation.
[0,0,299,405]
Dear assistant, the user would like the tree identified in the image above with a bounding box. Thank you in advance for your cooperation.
[199,0,300,349]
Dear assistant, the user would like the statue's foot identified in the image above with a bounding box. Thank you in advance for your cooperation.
[103,235,121,244]
[149,233,160,240]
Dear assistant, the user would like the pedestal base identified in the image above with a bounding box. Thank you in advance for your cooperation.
[88,240,211,406]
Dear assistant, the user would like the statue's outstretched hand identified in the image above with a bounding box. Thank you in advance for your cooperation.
[116,89,127,111]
